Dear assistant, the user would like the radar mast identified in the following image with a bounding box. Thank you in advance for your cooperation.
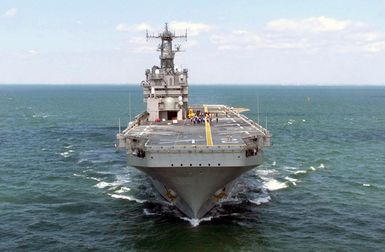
[146,23,187,75]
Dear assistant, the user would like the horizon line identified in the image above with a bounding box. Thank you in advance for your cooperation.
[1,83,385,86]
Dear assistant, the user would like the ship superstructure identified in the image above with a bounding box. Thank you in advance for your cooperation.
[117,23,271,219]
[143,23,188,122]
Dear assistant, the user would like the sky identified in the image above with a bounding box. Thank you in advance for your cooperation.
[1,0,385,85]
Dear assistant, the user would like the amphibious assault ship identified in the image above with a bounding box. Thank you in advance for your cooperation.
[117,23,271,219]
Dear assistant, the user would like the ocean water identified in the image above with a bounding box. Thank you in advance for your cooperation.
[1,84,384,251]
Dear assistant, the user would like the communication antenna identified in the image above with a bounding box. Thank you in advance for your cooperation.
[145,23,188,75]
[265,112,268,130]
[257,95,260,124]
[118,118,121,133]
[128,90,132,123]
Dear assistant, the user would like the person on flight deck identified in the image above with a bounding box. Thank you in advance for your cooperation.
[215,113,218,123]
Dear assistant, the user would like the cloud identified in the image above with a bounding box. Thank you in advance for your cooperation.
[116,23,130,32]
[3,8,18,18]
[115,21,211,36]
[211,30,264,50]
[210,16,385,53]
[265,16,357,33]
[169,21,212,36]
[27,50,39,56]
[116,22,152,32]
[121,37,154,53]
[363,41,385,52]
[135,22,151,31]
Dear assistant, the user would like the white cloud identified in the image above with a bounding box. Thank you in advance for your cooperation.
[169,21,212,36]
[265,16,358,33]
[211,30,264,50]
[3,8,18,18]
[125,37,154,53]
[135,22,151,31]
[116,21,211,37]
[116,23,131,32]
[116,22,152,32]
[210,16,385,53]
[364,41,385,52]
[27,50,39,56]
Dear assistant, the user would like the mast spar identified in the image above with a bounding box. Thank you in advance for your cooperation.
[146,23,187,75]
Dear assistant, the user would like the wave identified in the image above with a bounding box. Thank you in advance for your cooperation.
[294,170,307,175]
[95,181,112,189]
[32,112,49,119]
[108,193,147,204]
[179,216,214,227]
[262,179,288,191]
[73,173,102,182]
[249,195,271,205]
[143,208,160,216]
[114,186,131,194]
[60,151,71,158]
[284,176,298,186]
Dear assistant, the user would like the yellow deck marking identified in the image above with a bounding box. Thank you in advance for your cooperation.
[204,105,213,146]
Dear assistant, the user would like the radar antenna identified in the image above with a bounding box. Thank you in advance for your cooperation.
[146,23,187,74]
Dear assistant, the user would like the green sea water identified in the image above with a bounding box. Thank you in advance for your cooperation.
[1,85,384,251]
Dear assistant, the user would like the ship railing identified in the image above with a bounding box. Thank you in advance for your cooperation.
[122,112,149,134]
[145,144,246,152]
[223,105,269,135]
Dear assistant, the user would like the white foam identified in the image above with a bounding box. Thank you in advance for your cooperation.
[294,170,307,175]
[109,194,147,204]
[363,183,371,187]
[180,216,213,227]
[32,112,48,119]
[263,179,288,191]
[272,161,276,166]
[283,166,299,171]
[95,181,111,189]
[318,163,325,169]
[256,169,277,177]
[285,176,298,183]
[249,196,271,205]
[77,158,89,164]
[73,173,102,182]
[143,208,158,216]
[114,186,131,194]
[87,176,102,182]
[309,166,316,171]
[60,151,71,158]
[94,174,131,190]
[287,119,295,125]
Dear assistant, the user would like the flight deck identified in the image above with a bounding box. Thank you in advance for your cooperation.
[123,105,267,148]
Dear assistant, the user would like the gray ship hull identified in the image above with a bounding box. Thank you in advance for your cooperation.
[127,147,264,218]
[137,165,257,218]
[118,105,270,219]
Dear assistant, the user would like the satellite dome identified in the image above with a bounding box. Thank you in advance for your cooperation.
[164,97,176,110]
